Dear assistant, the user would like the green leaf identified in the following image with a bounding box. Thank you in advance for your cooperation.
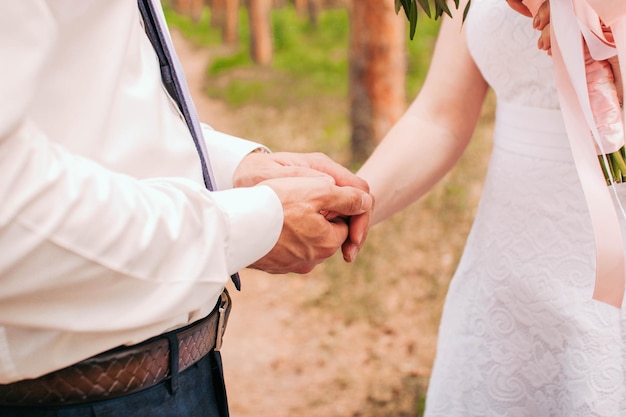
[462,0,471,21]
[398,0,471,36]
[438,0,453,18]
[599,156,611,184]
[611,150,626,182]
[416,0,431,18]
[400,0,412,19]
[434,1,443,18]
[409,0,419,39]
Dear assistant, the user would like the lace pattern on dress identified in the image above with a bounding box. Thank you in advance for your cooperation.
[424,1,626,415]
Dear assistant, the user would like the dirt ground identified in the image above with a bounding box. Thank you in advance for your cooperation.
[171,31,448,417]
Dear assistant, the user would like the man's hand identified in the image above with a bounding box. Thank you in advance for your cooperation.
[235,151,372,263]
[249,176,373,274]
[234,151,369,190]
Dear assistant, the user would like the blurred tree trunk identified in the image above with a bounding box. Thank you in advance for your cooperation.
[223,0,239,44]
[348,0,406,162]
[294,0,319,26]
[248,0,273,65]
[307,0,319,26]
[210,0,226,29]
[173,0,204,21]
[294,0,307,13]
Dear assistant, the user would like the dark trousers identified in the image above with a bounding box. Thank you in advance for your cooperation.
[0,351,229,417]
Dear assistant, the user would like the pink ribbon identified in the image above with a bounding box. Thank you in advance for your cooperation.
[549,0,626,307]
[584,0,626,27]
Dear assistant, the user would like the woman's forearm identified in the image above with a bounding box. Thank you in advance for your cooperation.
[357,104,473,225]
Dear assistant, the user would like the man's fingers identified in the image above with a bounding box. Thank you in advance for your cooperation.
[251,151,369,192]
[273,165,335,182]
[341,212,370,262]
[252,176,372,275]
[316,185,373,217]
[290,152,370,191]
[326,217,351,254]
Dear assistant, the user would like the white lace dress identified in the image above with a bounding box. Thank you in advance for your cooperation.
[424,1,626,416]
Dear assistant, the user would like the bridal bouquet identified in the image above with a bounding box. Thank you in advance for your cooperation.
[396,0,626,307]
[523,0,626,184]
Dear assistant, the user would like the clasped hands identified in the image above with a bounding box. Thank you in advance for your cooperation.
[234,151,373,274]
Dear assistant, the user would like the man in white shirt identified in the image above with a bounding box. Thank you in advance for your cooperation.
[0,1,372,416]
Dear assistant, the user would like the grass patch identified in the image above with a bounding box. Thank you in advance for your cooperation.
[163,7,222,47]
[166,5,439,107]
[208,50,253,76]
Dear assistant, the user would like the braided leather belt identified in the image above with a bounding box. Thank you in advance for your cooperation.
[0,291,231,407]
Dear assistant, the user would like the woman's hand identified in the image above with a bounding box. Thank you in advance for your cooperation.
[525,0,622,104]
[532,1,552,55]
[505,0,532,17]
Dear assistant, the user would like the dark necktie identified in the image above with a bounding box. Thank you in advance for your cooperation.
[138,0,241,290]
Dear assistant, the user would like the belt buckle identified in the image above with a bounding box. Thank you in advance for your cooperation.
[215,291,230,351]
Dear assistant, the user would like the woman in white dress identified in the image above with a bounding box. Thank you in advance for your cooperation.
[357,0,626,415]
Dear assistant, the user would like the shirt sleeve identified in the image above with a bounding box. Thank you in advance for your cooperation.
[0,2,283,334]
[202,124,270,190]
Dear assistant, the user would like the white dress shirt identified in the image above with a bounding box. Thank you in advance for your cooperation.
[0,0,283,383]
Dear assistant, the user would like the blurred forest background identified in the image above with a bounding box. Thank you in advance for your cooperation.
[163,0,494,416]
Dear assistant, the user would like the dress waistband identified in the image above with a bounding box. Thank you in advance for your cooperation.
[494,101,573,162]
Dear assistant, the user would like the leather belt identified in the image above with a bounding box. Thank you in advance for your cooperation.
[0,291,231,407]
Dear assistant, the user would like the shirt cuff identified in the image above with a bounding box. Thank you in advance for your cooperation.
[201,124,269,191]
[210,184,283,274]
